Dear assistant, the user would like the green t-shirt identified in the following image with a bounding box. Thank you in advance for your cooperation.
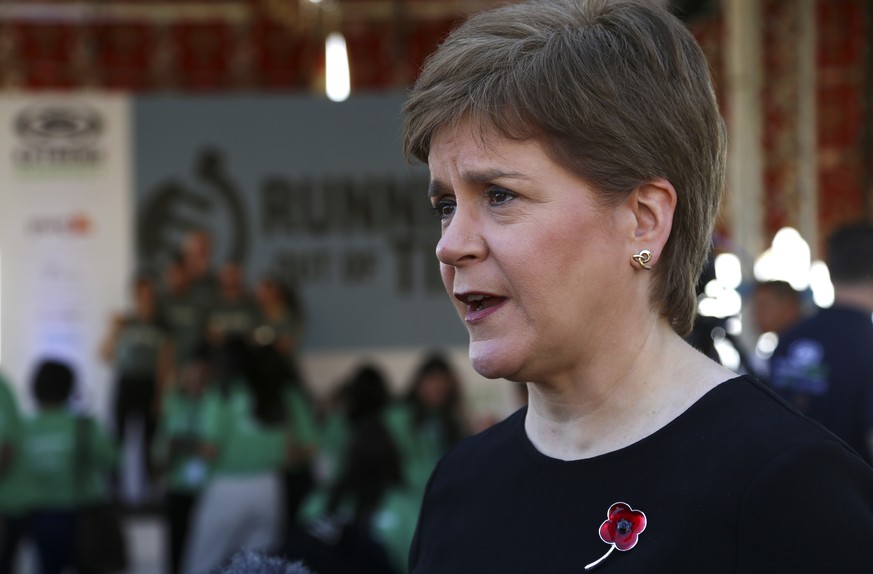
[314,406,443,492]
[22,411,117,509]
[158,293,206,368]
[202,382,317,476]
[205,298,259,341]
[114,317,166,377]
[384,405,453,494]
[312,413,348,485]
[0,376,29,515]
[153,389,210,493]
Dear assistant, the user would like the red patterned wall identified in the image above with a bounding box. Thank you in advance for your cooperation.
[1,0,868,247]
[816,0,869,239]
[0,1,461,92]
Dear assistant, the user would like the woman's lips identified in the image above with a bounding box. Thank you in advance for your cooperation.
[457,293,507,322]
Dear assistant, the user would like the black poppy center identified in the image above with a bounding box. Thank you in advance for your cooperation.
[617,519,633,535]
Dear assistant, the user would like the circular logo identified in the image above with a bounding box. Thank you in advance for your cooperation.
[14,102,104,149]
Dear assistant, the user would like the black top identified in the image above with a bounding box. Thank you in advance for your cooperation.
[409,376,873,573]
[769,305,873,465]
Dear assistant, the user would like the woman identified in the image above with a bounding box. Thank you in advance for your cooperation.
[99,275,171,499]
[152,344,213,574]
[385,354,467,493]
[182,339,317,574]
[253,274,306,367]
[290,365,417,574]
[402,0,873,572]
[21,360,118,574]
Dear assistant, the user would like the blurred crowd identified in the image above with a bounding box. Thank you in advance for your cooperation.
[0,229,472,574]
[2,220,873,574]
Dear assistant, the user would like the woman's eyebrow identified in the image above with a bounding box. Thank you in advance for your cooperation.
[428,169,528,197]
[428,179,449,199]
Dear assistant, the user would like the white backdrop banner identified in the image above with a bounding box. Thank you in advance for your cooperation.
[0,94,132,416]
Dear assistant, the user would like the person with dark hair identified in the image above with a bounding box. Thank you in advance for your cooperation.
[20,360,117,574]
[159,251,208,374]
[153,344,214,574]
[204,261,260,348]
[182,229,220,305]
[99,275,171,501]
[313,365,391,488]
[385,354,468,493]
[182,339,317,574]
[769,222,873,464]
[753,280,803,337]
[253,274,306,372]
[402,0,873,571]
[290,364,418,574]
[252,274,316,521]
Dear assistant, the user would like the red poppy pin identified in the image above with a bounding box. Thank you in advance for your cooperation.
[584,502,647,571]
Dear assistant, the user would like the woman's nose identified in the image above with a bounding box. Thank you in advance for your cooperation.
[435,208,487,266]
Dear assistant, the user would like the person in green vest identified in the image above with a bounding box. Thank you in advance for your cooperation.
[20,360,117,574]
[204,261,260,348]
[384,353,469,495]
[182,338,317,574]
[153,344,214,574]
[158,251,208,375]
[0,371,29,574]
[100,275,171,500]
[290,364,420,574]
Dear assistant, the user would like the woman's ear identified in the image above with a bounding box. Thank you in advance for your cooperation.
[628,178,676,264]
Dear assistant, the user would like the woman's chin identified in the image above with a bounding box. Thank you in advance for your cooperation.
[469,341,526,382]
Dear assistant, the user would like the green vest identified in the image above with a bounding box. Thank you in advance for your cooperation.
[0,377,29,515]
[22,411,117,509]
[203,382,317,476]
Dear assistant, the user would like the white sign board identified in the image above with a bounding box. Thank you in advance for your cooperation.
[0,94,132,417]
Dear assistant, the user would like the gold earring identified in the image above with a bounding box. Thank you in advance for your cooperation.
[632,249,653,270]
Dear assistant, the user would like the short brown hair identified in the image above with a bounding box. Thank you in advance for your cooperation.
[403,0,726,336]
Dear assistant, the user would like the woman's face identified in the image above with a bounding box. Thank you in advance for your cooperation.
[428,121,636,383]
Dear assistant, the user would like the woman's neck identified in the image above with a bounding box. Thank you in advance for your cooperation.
[523,321,731,461]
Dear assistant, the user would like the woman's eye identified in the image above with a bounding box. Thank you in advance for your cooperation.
[487,187,515,205]
[431,199,456,219]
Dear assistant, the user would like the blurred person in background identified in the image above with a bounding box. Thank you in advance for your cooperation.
[290,364,417,574]
[153,344,214,574]
[21,360,117,574]
[385,353,468,494]
[159,252,208,376]
[99,275,171,502]
[753,280,803,338]
[182,229,219,305]
[250,331,317,523]
[769,223,873,465]
[252,274,316,522]
[747,280,803,382]
[182,338,317,574]
[253,274,306,374]
[0,372,29,574]
[311,366,391,490]
[402,0,873,570]
[204,261,260,348]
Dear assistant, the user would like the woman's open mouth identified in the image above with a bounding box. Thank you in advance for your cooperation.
[456,292,507,322]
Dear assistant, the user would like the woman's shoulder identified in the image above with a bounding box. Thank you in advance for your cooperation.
[690,375,859,455]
